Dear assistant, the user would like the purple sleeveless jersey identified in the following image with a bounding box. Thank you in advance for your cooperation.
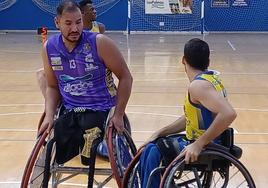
[46,31,117,111]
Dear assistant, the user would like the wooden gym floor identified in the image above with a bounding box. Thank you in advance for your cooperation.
[0,32,267,187]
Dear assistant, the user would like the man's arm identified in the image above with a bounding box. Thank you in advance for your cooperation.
[179,80,237,163]
[144,115,186,145]
[36,68,47,98]
[96,34,133,133]
[38,42,61,136]
[98,22,105,34]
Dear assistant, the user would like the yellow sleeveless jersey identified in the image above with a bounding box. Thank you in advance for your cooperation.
[184,71,227,140]
[90,21,100,33]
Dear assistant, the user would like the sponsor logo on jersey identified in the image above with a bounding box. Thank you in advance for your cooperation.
[85,54,94,63]
[59,74,93,96]
[85,63,99,72]
[63,80,93,96]
[83,43,91,52]
[59,74,93,82]
[51,57,62,65]
[52,66,63,71]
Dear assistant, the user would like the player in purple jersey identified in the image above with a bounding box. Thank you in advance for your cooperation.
[36,0,105,99]
[38,0,132,169]
[39,0,133,134]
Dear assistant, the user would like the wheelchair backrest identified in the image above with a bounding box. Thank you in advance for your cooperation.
[219,128,234,148]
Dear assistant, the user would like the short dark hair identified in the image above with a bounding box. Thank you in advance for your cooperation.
[56,0,80,16]
[79,0,93,9]
[184,38,210,71]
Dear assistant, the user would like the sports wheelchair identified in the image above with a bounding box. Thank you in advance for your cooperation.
[21,107,137,188]
[123,128,256,188]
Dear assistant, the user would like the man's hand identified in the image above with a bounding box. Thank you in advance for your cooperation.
[108,115,124,134]
[178,141,204,164]
[37,116,54,137]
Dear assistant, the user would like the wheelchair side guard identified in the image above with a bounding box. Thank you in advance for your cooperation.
[37,111,46,133]
[104,107,115,130]
[107,126,137,188]
[21,126,53,188]
[22,105,58,188]
[122,147,144,188]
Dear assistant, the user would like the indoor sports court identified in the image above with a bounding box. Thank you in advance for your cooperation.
[0,0,267,187]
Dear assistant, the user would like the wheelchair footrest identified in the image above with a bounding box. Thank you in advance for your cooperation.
[51,166,112,175]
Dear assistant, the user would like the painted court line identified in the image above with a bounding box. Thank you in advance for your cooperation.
[227,40,236,51]
[0,69,267,75]
[0,103,43,107]
[0,70,37,73]
[127,111,178,117]
[0,139,35,142]
[130,64,179,68]
[134,78,187,82]
[0,49,39,54]
[0,128,36,132]
[0,181,111,187]
[0,112,42,116]
[1,104,267,112]
[1,127,268,136]
[0,106,268,117]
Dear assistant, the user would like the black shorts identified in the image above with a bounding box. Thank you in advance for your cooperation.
[54,109,109,165]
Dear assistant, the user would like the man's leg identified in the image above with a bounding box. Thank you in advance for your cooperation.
[36,68,47,98]
[140,143,162,188]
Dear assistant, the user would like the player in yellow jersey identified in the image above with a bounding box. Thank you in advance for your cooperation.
[79,0,105,34]
[139,38,237,188]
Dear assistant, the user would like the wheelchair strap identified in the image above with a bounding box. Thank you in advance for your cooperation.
[155,137,181,166]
